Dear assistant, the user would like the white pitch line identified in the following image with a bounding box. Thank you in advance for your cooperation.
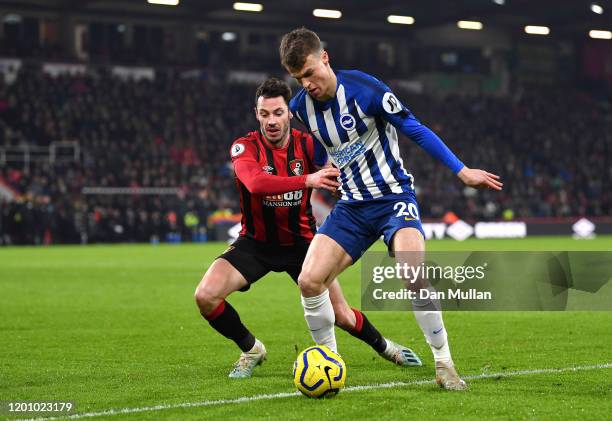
[13,363,611,421]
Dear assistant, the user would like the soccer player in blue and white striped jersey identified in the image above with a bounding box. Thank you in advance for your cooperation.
[280,28,503,390]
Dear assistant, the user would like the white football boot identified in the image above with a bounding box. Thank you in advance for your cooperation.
[435,360,468,390]
[228,339,267,379]
[379,338,422,366]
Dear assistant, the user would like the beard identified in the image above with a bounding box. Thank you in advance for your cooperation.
[262,121,290,146]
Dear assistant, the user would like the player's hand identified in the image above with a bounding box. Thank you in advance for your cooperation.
[306,167,341,193]
[457,167,503,190]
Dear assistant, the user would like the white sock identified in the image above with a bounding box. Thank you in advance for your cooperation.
[380,338,394,357]
[301,289,337,352]
[413,310,452,363]
[247,338,264,354]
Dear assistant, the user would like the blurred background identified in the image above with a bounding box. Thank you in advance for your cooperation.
[0,0,609,245]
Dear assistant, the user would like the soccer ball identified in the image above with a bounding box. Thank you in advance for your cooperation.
[293,345,346,398]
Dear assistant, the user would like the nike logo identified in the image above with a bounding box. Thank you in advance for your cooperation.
[433,327,444,334]
[404,217,415,221]
[323,365,333,387]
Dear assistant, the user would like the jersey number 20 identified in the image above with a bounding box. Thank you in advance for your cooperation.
[393,202,419,220]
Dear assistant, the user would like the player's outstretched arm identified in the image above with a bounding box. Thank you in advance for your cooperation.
[394,115,503,190]
[398,121,502,190]
[457,167,503,190]
[234,158,340,194]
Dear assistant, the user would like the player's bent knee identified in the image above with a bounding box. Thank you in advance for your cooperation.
[194,286,212,314]
[194,286,223,316]
[297,271,325,296]
[194,273,225,315]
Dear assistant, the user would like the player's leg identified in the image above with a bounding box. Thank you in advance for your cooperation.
[391,227,467,390]
[328,279,421,366]
[195,258,247,315]
[297,233,353,352]
[194,240,269,378]
[299,199,376,352]
[391,228,447,354]
[194,258,256,352]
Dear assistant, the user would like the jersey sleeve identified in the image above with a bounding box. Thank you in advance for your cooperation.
[361,73,465,174]
[230,139,308,194]
[230,138,258,164]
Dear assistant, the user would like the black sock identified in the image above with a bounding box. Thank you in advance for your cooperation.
[204,300,256,352]
[348,308,387,353]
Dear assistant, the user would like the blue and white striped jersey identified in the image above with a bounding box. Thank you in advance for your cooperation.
[289,70,464,202]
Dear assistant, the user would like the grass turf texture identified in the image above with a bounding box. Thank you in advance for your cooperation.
[1,237,610,420]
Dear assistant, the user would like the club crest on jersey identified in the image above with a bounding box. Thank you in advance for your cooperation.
[339,113,356,131]
[262,165,274,174]
[289,159,304,176]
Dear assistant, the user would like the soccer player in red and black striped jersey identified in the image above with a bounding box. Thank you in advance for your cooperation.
[194,78,421,378]
[229,107,330,247]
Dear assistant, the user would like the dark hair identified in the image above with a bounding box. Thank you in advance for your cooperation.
[255,77,292,107]
[279,27,322,71]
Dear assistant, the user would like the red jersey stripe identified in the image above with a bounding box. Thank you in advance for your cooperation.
[231,129,317,246]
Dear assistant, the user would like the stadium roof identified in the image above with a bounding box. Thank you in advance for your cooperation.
[0,0,609,36]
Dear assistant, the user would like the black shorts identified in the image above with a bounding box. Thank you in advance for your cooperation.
[218,236,309,291]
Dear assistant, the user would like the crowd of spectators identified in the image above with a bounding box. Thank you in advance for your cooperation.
[397,86,610,220]
[0,65,609,245]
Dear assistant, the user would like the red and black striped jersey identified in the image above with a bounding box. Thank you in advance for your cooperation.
[230,128,318,246]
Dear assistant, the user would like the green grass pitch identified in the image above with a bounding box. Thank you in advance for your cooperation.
[1,237,611,420]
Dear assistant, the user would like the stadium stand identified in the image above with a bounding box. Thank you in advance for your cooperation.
[0,65,609,244]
